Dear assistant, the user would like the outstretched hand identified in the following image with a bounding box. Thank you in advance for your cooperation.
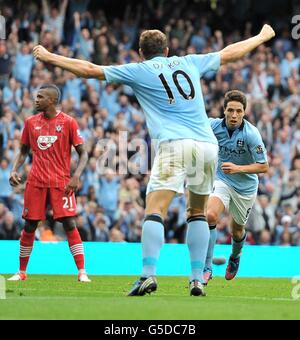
[259,24,276,43]
[33,45,51,62]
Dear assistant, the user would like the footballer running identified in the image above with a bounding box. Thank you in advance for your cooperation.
[204,90,269,285]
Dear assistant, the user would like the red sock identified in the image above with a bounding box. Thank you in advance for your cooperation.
[67,228,85,271]
[20,230,35,272]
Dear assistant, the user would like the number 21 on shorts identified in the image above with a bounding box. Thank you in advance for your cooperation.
[63,196,74,210]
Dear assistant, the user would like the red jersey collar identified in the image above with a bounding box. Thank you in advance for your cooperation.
[42,111,62,120]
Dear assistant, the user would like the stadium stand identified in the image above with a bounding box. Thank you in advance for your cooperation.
[0,0,299,246]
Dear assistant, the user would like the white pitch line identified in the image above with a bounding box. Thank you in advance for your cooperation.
[2,295,297,302]
[211,295,296,302]
[3,297,99,301]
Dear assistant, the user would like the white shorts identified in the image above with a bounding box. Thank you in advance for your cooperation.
[147,140,219,196]
[211,180,257,226]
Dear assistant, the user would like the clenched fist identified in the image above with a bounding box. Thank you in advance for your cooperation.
[259,24,276,43]
[33,45,51,62]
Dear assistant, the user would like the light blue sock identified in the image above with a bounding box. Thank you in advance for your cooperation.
[205,225,217,270]
[186,217,210,283]
[232,231,247,259]
[141,215,165,278]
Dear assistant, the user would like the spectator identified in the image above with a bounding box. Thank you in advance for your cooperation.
[0,41,12,89]
[273,215,297,245]
[72,12,94,60]
[250,63,268,100]
[280,230,292,246]
[0,212,20,240]
[99,169,120,225]
[190,29,207,54]
[12,43,35,87]
[0,203,8,226]
[76,215,90,241]
[0,0,299,245]
[259,230,272,245]
[109,227,126,243]
[91,213,110,242]
[3,78,22,112]
[216,216,231,245]
[0,158,13,209]
[247,195,276,243]
[42,0,69,45]
[62,72,82,110]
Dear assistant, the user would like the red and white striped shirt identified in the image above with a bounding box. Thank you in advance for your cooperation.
[21,112,84,188]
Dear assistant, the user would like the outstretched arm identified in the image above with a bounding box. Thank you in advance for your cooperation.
[33,45,106,80]
[220,24,275,65]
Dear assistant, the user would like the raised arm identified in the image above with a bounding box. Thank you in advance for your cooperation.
[9,144,30,187]
[220,24,275,65]
[33,45,106,80]
[59,0,69,17]
[42,0,50,18]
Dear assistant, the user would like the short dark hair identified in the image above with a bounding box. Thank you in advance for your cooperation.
[39,84,61,104]
[224,90,247,111]
[139,30,168,60]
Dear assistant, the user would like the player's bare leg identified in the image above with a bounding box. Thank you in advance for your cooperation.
[186,191,210,296]
[62,217,91,283]
[128,190,176,296]
[225,220,246,281]
[203,197,226,285]
[145,190,177,218]
[8,220,39,281]
[231,219,246,241]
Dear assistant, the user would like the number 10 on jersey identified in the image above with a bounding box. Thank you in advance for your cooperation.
[159,70,195,104]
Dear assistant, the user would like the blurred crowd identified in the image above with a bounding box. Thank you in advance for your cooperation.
[0,0,300,246]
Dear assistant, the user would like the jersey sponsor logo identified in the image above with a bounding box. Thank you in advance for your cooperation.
[219,145,246,155]
[37,136,58,150]
[256,145,264,154]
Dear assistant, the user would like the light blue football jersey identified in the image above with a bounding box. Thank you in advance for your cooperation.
[103,54,220,145]
[210,118,268,195]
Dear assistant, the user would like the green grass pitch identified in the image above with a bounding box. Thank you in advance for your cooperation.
[1,275,300,320]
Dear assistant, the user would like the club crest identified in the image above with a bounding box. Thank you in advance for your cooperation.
[237,139,245,148]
